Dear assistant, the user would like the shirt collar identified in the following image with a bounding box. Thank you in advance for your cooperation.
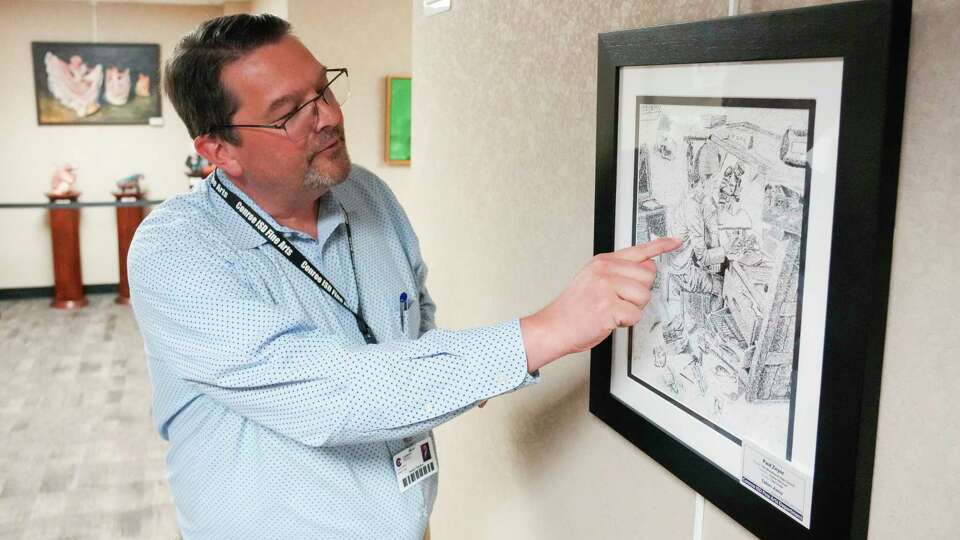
[206,169,347,251]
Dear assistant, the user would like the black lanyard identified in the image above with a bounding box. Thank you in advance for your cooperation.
[209,175,378,344]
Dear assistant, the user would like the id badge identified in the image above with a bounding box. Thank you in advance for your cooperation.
[393,435,438,492]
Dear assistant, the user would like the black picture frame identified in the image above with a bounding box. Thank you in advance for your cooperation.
[589,1,911,539]
[31,42,162,126]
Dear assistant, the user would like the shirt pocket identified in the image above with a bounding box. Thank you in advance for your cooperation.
[403,292,421,340]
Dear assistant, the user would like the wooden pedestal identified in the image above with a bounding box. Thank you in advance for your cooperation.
[46,191,87,309]
[113,192,146,305]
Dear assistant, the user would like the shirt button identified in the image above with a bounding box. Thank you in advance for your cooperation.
[495,373,508,386]
[424,403,434,414]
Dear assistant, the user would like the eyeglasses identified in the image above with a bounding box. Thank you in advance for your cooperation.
[211,68,349,142]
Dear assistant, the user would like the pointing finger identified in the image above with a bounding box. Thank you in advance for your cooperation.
[614,237,682,262]
[596,258,656,286]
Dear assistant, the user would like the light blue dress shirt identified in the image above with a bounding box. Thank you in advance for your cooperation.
[128,166,537,539]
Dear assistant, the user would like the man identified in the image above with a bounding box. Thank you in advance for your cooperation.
[129,13,679,539]
[664,139,726,335]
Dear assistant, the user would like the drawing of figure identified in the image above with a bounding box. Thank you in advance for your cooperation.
[663,139,727,339]
[718,160,745,210]
[716,157,765,267]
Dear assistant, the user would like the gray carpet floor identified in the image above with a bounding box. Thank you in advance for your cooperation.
[0,294,179,539]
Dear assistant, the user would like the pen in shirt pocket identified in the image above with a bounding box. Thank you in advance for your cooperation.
[399,292,410,332]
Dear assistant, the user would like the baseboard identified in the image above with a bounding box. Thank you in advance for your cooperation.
[0,283,118,301]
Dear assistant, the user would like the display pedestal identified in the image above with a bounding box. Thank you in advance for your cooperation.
[113,191,145,305]
[45,191,87,309]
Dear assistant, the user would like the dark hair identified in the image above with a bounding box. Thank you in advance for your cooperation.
[164,13,292,144]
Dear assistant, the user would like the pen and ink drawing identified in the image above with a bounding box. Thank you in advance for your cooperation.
[627,96,814,460]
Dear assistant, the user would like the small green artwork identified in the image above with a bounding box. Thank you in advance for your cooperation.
[386,76,411,164]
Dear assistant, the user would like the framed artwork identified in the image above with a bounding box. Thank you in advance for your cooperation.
[589,1,911,539]
[31,42,161,125]
[385,75,412,165]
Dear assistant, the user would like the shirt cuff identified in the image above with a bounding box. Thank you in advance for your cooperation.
[445,318,540,398]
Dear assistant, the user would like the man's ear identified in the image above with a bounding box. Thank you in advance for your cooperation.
[194,134,243,178]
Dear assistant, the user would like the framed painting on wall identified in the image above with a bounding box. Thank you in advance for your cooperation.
[32,42,161,125]
[589,1,911,539]
[385,75,412,165]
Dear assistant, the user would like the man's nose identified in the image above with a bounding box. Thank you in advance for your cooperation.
[313,99,342,133]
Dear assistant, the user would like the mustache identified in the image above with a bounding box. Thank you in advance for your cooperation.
[309,126,345,154]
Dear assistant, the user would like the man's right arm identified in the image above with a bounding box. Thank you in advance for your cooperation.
[130,209,678,445]
[519,237,682,372]
[128,215,533,449]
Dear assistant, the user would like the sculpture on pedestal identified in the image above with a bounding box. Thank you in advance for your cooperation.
[116,173,144,195]
[50,164,79,196]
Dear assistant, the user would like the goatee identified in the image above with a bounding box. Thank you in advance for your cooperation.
[303,147,351,191]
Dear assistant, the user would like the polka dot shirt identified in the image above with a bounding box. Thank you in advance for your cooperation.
[128,166,538,539]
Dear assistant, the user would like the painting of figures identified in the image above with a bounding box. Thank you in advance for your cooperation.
[32,42,161,125]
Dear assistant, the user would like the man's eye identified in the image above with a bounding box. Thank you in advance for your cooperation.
[279,108,298,123]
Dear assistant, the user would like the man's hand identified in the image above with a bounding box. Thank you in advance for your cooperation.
[519,237,682,373]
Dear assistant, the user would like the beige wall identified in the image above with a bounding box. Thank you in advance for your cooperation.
[250,0,287,19]
[288,0,413,202]
[409,1,959,539]
[0,0,220,289]
[222,1,252,17]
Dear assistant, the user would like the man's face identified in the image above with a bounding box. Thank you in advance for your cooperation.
[220,36,350,192]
